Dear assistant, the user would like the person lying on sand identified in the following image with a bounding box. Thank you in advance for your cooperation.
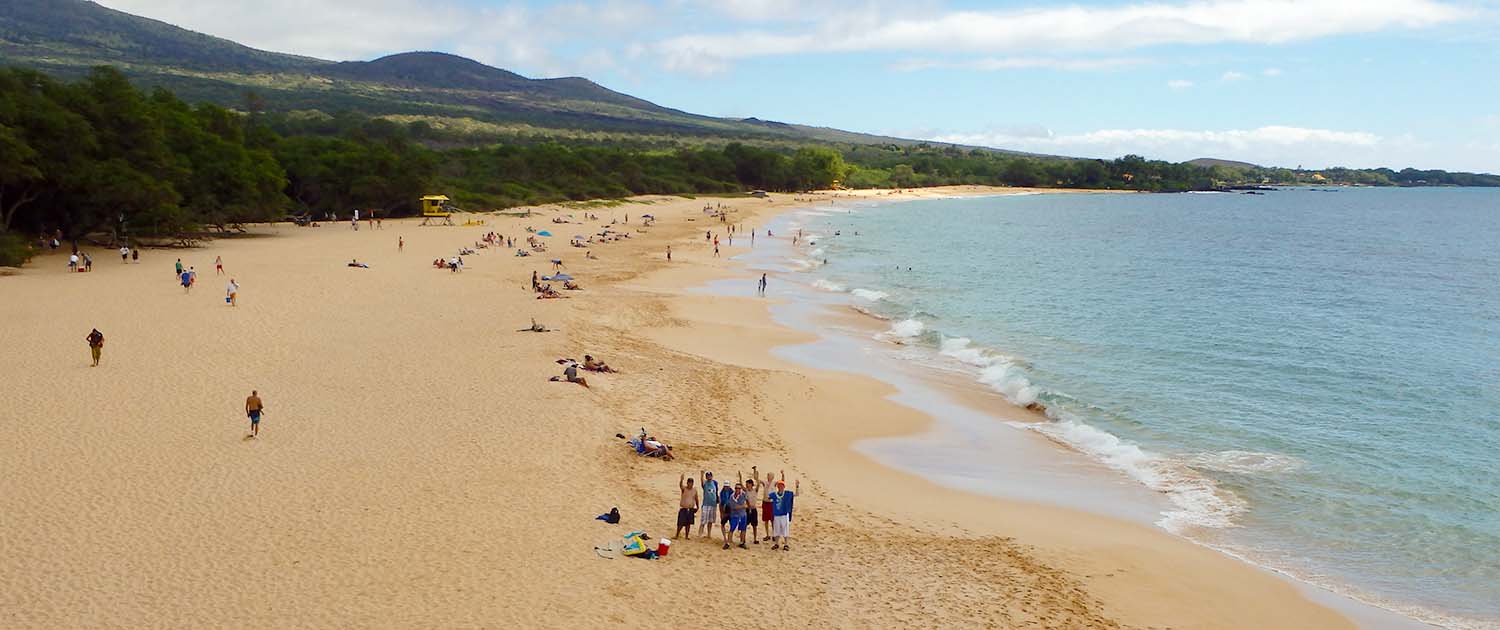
[549,362,588,387]
[583,354,615,373]
[518,318,552,333]
[347,259,369,268]
[537,285,566,299]
[563,280,581,291]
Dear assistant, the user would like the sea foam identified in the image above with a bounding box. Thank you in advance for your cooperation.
[878,318,926,343]
[851,288,888,302]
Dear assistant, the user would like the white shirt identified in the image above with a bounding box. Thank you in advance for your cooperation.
[226,282,238,295]
[69,254,78,264]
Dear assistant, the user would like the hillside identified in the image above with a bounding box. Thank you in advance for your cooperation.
[1187,157,1262,170]
[0,0,957,148]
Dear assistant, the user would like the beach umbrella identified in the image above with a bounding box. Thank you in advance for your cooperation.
[545,273,574,282]
[537,230,553,237]
[640,214,654,218]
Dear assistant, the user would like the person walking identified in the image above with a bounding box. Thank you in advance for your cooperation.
[675,473,698,540]
[398,236,404,252]
[758,273,767,295]
[131,248,139,263]
[666,246,672,261]
[82,253,92,272]
[245,390,264,438]
[174,258,183,278]
[225,278,239,306]
[181,267,194,293]
[698,471,719,539]
[215,256,224,275]
[769,471,799,551]
[85,328,104,367]
[119,246,129,263]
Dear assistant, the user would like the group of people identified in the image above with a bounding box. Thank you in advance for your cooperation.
[676,466,799,551]
[173,257,239,304]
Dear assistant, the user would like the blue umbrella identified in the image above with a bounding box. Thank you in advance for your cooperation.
[537,230,553,237]
[544,273,574,282]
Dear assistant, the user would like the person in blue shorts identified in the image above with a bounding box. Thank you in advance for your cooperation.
[724,482,750,550]
[245,390,264,438]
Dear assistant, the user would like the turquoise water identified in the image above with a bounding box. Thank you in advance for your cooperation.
[787,189,1500,628]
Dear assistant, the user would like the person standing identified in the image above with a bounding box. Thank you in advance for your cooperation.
[725,482,750,549]
[769,471,799,551]
[675,473,698,540]
[225,278,239,306]
[82,253,92,272]
[119,246,129,263]
[85,328,104,367]
[758,273,767,295]
[398,236,404,252]
[131,248,139,263]
[245,390,264,438]
[68,252,78,272]
[716,480,733,547]
[761,469,775,540]
[742,477,761,544]
[181,267,193,293]
[174,258,183,278]
[698,471,719,539]
[215,255,224,275]
[666,246,672,261]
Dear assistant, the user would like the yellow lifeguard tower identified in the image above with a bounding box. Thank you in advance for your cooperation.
[420,195,455,226]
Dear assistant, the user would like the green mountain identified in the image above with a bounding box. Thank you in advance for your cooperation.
[1186,157,1262,170]
[0,0,947,146]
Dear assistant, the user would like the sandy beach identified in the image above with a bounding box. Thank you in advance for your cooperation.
[0,186,1351,628]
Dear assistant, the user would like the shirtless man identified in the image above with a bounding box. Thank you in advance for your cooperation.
[245,390,264,438]
[676,474,698,540]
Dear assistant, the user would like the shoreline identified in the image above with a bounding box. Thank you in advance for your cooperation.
[713,193,1443,628]
[615,190,1358,628]
[0,185,1370,628]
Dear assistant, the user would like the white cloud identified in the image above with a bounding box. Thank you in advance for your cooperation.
[929,125,1390,168]
[1262,67,1284,76]
[1221,70,1248,81]
[893,57,1149,72]
[651,0,1468,73]
[1168,79,1195,89]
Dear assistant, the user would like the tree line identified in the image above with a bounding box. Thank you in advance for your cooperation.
[3,66,1496,265]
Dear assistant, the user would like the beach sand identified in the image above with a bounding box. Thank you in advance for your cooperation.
[0,187,1349,628]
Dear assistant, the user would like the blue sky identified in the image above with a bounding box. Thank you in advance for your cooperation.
[99,0,1500,172]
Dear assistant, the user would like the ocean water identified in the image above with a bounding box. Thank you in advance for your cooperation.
[777,189,1499,628]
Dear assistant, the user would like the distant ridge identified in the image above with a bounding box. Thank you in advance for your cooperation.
[0,0,1004,151]
[1187,157,1262,170]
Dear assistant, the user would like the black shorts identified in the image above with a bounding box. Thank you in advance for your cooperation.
[746,507,758,523]
[677,507,695,527]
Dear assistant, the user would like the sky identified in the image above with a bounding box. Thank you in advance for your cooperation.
[95,0,1500,172]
